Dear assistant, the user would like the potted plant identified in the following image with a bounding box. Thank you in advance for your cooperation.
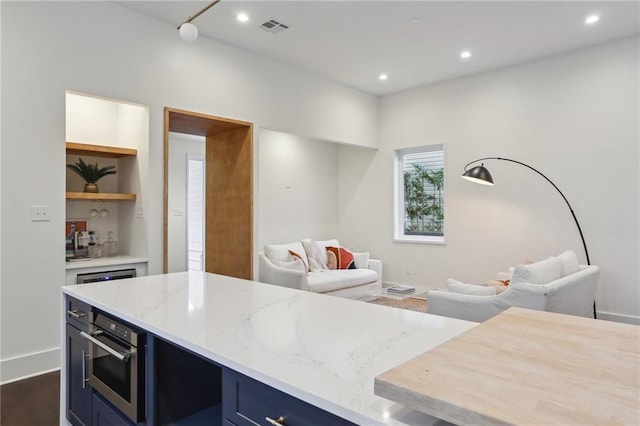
[67,157,117,193]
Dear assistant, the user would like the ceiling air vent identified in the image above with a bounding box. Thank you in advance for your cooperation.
[260,19,291,34]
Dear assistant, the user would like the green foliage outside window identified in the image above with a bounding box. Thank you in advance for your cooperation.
[404,164,444,235]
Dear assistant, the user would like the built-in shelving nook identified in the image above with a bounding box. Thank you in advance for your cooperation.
[65,92,149,264]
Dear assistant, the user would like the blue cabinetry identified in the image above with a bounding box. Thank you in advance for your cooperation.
[66,297,92,426]
[92,394,134,426]
[222,369,356,426]
[65,299,355,426]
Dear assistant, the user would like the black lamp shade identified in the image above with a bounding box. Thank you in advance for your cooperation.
[462,164,494,185]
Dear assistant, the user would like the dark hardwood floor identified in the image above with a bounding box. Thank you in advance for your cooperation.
[0,371,60,425]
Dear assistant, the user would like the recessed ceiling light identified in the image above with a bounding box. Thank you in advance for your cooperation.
[460,51,471,59]
[237,12,249,23]
[379,74,388,81]
[585,15,600,25]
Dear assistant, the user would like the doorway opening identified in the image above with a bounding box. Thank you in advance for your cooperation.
[164,108,253,279]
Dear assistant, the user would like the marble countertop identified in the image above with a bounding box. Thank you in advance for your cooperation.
[62,271,476,425]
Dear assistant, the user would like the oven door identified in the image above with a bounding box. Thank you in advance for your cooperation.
[81,328,144,422]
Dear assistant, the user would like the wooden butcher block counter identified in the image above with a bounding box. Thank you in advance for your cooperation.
[375,307,640,425]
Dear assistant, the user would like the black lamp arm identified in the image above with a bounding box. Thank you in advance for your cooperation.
[466,157,590,266]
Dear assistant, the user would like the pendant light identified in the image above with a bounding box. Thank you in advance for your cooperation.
[177,0,221,42]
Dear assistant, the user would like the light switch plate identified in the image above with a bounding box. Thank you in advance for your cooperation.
[31,205,51,222]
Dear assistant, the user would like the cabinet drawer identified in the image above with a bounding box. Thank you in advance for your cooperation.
[223,369,355,426]
[65,295,91,331]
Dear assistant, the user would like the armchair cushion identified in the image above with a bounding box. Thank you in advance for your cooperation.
[447,279,497,296]
[511,256,562,285]
[557,250,579,277]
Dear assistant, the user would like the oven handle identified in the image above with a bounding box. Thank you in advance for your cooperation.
[80,331,134,361]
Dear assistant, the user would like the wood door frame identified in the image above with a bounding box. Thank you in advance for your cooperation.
[163,107,253,278]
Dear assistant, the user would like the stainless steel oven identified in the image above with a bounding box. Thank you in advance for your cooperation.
[81,310,146,422]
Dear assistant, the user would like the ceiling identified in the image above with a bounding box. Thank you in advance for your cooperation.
[116,1,639,96]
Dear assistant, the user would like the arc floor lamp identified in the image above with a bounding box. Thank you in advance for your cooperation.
[462,157,596,318]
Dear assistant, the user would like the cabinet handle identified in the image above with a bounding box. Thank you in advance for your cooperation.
[81,350,89,389]
[67,309,86,319]
[265,416,285,426]
[80,331,132,361]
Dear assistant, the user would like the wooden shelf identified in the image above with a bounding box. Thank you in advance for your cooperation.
[66,192,137,201]
[66,142,137,158]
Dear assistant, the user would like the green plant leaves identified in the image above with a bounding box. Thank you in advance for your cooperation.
[66,157,117,183]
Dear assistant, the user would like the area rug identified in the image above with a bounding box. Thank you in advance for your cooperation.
[368,297,428,313]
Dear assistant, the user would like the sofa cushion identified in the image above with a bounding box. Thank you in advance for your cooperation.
[264,242,309,269]
[307,269,378,293]
[301,239,328,272]
[315,239,340,266]
[511,256,562,285]
[288,250,309,274]
[326,246,356,270]
[556,250,579,277]
[447,279,497,296]
[274,258,307,275]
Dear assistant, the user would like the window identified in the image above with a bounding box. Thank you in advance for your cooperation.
[394,144,445,243]
[187,155,205,271]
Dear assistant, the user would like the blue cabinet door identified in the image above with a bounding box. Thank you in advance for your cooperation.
[92,394,135,426]
[67,323,92,426]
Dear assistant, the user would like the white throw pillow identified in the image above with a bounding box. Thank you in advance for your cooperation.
[556,250,579,277]
[264,241,309,266]
[510,257,562,285]
[447,279,497,296]
[274,258,307,275]
[301,239,328,272]
[352,252,370,269]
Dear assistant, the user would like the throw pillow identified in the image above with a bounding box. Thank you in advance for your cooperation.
[510,256,562,285]
[288,250,309,274]
[352,252,370,269]
[447,279,497,296]
[315,239,340,266]
[326,246,356,270]
[301,239,328,272]
[556,250,579,277]
[274,258,307,275]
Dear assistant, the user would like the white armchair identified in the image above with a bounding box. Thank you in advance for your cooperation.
[428,252,599,322]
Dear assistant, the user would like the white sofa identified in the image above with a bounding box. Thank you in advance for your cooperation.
[258,239,382,297]
[427,251,599,322]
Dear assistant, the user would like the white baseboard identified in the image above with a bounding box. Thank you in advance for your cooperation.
[596,311,640,325]
[0,347,61,385]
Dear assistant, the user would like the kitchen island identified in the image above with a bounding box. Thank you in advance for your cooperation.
[61,271,476,425]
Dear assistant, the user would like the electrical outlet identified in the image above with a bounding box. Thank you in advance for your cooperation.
[136,207,144,219]
[172,208,184,216]
[404,265,412,275]
[31,205,51,222]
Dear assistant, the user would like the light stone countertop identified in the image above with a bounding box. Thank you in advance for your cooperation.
[62,271,476,425]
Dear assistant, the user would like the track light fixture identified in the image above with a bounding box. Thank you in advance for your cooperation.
[177,0,221,42]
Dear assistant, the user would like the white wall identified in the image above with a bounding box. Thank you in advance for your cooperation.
[167,133,205,273]
[0,1,377,383]
[338,37,639,323]
[258,130,341,250]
